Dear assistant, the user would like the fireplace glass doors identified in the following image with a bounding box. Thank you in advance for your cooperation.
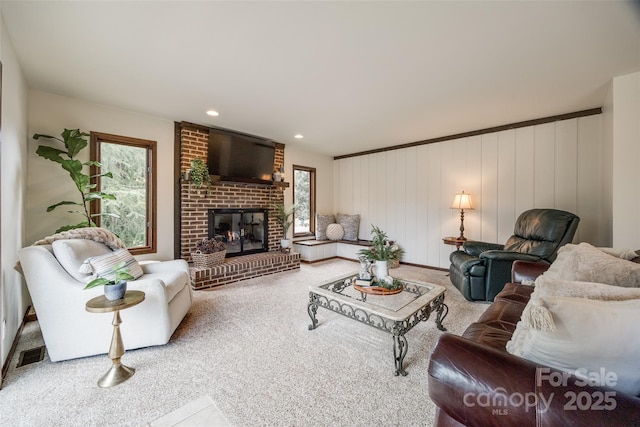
[208,209,268,257]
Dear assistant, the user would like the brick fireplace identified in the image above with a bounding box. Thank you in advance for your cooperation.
[209,208,269,256]
[177,122,300,289]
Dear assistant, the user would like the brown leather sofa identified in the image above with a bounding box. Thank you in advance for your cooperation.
[428,260,640,427]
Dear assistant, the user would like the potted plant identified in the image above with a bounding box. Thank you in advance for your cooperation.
[191,237,227,268]
[188,157,211,193]
[273,203,296,249]
[33,129,118,232]
[83,261,134,301]
[358,225,405,289]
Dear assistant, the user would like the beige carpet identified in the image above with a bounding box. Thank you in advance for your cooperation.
[0,259,487,426]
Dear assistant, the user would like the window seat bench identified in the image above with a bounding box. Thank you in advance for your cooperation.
[293,239,371,263]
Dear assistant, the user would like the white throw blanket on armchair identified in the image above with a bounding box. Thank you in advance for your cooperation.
[32,226,127,250]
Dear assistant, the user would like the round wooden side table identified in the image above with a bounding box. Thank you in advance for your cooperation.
[85,290,145,388]
[443,236,467,250]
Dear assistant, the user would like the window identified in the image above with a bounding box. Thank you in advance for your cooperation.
[293,165,316,236]
[90,132,157,254]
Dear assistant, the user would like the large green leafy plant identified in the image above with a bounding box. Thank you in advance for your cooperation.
[34,129,117,232]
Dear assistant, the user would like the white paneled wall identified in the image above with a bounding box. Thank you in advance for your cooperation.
[334,115,607,269]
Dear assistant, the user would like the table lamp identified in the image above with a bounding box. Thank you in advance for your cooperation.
[450,191,474,240]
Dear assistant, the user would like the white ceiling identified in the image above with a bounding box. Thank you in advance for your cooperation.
[3,1,639,157]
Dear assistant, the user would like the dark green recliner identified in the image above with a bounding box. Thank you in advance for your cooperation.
[449,208,580,301]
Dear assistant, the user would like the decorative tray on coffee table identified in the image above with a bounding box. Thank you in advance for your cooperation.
[353,282,403,295]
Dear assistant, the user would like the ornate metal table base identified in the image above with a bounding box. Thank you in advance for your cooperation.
[393,334,408,376]
[307,276,448,376]
[434,294,449,332]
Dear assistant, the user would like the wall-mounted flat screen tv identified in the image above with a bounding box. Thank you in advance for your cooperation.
[208,129,275,185]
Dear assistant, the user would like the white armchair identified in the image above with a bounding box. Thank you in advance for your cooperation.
[18,243,193,362]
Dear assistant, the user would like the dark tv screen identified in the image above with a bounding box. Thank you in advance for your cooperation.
[207,130,275,184]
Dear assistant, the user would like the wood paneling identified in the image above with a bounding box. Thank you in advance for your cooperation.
[334,115,606,269]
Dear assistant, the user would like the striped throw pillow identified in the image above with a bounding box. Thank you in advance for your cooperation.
[86,249,144,281]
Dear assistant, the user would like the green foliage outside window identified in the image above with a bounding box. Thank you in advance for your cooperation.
[99,143,147,248]
[294,169,310,233]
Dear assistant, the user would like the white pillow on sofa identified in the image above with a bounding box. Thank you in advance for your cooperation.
[532,274,640,301]
[507,296,640,396]
[545,242,640,287]
[52,239,112,282]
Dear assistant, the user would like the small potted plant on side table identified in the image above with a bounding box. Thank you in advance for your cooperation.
[84,261,134,301]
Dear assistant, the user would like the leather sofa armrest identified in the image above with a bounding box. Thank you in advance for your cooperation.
[428,334,640,427]
[511,260,550,283]
[463,241,504,257]
[428,333,541,427]
[479,250,541,262]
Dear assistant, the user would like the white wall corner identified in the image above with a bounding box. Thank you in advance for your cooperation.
[612,71,640,248]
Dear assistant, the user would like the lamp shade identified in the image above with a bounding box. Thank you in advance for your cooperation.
[450,191,473,210]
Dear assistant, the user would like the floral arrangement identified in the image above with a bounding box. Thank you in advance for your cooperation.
[358,225,405,263]
[195,237,226,254]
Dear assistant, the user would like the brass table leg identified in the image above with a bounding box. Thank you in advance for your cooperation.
[97,310,135,388]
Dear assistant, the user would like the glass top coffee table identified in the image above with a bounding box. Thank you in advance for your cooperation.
[307,273,448,376]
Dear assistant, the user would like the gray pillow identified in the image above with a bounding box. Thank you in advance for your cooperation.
[336,213,360,241]
[315,214,335,240]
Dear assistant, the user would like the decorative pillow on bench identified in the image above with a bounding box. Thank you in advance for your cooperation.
[315,213,335,241]
[336,213,360,241]
[326,223,345,241]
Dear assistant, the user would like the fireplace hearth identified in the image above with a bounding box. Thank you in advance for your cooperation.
[209,208,268,257]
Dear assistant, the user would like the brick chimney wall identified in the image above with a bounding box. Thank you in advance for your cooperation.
[179,124,286,261]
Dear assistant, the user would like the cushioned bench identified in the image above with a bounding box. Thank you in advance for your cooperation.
[293,239,371,262]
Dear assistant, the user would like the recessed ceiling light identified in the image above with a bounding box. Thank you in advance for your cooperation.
[294,134,304,139]
[206,110,219,117]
